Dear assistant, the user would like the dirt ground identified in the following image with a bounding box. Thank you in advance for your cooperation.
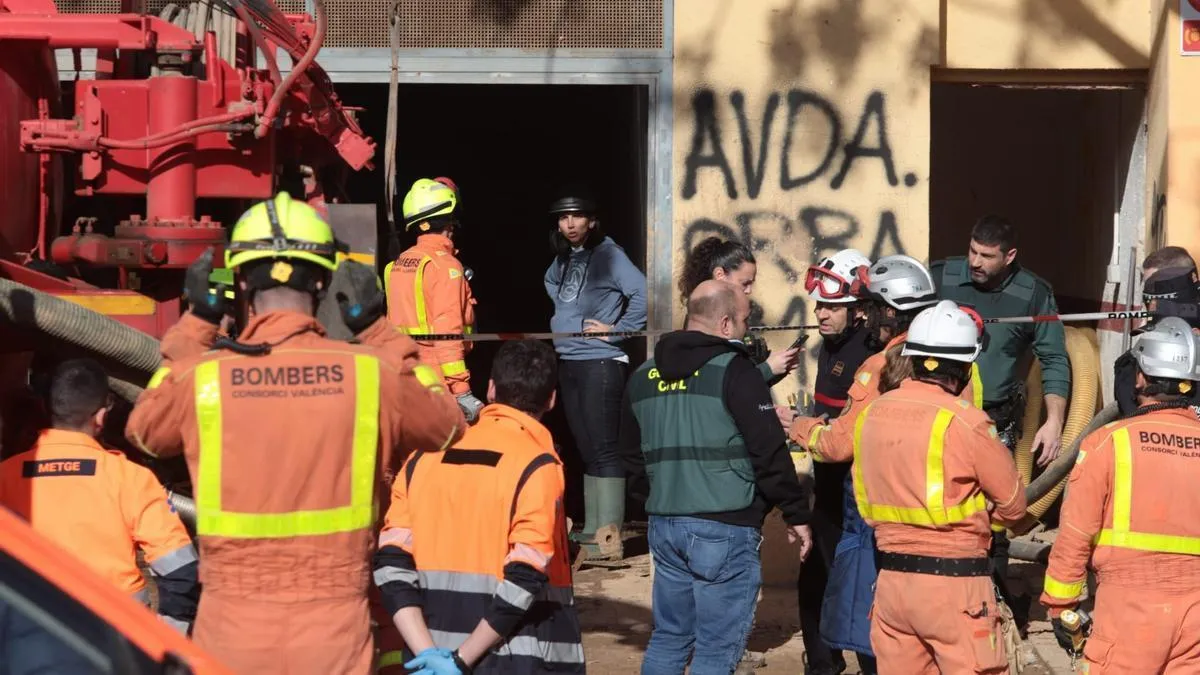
[574,533,1075,674]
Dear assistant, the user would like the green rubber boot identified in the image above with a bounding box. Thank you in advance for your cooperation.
[569,475,600,544]
[582,476,626,560]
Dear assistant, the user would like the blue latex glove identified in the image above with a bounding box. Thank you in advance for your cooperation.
[404,648,461,675]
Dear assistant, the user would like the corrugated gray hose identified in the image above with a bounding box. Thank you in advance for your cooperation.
[0,278,161,401]
[167,491,197,529]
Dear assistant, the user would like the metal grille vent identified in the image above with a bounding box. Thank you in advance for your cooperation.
[329,0,663,50]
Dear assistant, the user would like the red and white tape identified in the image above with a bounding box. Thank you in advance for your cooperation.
[402,310,1153,343]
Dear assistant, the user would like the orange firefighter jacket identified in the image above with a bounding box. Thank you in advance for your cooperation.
[374,403,584,674]
[385,234,477,396]
[1041,407,1200,615]
[852,379,1026,558]
[789,332,984,463]
[125,310,466,602]
[0,429,198,624]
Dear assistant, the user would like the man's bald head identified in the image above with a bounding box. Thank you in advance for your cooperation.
[686,279,750,340]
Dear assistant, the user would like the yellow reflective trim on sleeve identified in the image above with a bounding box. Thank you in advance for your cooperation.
[854,405,987,527]
[378,651,406,669]
[440,360,468,377]
[969,364,983,409]
[193,356,380,539]
[412,364,444,393]
[807,424,823,453]
[1042,574,1086,601]
[991,522,1007,533]
[147,366,172,390]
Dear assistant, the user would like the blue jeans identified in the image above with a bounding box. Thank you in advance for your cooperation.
[558,358,627,477]
[642,516,763,675]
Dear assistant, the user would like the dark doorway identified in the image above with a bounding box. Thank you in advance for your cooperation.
[929,82,1144,313]
[337,82,650,523]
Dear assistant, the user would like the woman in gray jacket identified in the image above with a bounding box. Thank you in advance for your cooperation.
[544,187,647,561]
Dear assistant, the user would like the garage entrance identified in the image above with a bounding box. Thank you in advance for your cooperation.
[338,82,652,521]
[929,81,1146,314]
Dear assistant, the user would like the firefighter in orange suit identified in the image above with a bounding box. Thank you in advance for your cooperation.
[785,254,983,463]
[854,300,1026,674]
[1041,316,1200,673]
[126,192,466,675]
[374,339,585,675]
[0,357,199,634]
[385,178,483,423]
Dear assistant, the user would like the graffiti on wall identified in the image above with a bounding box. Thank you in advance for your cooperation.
[679,87,917,387]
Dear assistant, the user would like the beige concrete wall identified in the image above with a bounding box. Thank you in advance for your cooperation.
[1147,1,1171,253]
[671,0,940,587]
[945,0,1151,70]
[667,0,1155,589]
[1161,4,1200,262]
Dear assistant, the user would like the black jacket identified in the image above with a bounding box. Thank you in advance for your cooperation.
[619,330,812,528]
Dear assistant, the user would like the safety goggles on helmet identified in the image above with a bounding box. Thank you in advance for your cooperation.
[804,265,869,302]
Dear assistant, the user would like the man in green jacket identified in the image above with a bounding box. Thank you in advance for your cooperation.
[620,279,813,675]
[930,214,1070,629]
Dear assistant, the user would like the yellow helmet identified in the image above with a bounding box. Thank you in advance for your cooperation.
[225,192,339,272]
[402,178,458,232]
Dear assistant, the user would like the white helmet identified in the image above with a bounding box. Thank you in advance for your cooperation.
[866,254,939,311]
[1133,316,1200,383]
[901,300,984,363]
[805,249,871,304]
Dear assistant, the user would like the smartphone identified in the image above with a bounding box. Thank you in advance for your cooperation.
[788,333,809,351]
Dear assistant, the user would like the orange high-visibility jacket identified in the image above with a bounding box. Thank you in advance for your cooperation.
[374,404,584,674]
[0,429,197,616]
[385,234,477,396]
[851,379,1026,559]
[126,311,465,600]
[790,332,984,463]
[1041,407,1200,615]
[126,310,466,674]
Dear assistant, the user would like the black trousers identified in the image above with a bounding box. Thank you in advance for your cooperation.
[558,358,627,478]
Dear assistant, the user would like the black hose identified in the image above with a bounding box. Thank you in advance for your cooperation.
[0,278,163,375]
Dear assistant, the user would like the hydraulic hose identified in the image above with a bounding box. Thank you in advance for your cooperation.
[1025,327,1101,518]
[1024,400,1119,504]
[0,278,162,375]
[1014,359,1043,485]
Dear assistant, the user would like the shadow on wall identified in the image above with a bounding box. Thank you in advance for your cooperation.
[678,0,1148,86]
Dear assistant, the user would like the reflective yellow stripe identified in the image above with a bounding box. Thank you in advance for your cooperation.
[969,364,983,409]
[193,355,380,538]
[147,367,171,390]
[854,404,985,527]
[1042,574,1085,600]
[378,651,406,669]
[383,261,394,303]
[1095,426,1200,555]
[1111,428,1132,531]
[807,425,823,453]
[925,410,955,525]
[441,360,467,377]
[991,522,1007,533]
[413,256,433,333]
[852,405,873,521]
[412,364,444,393]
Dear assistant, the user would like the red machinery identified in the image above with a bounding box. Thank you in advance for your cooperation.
[0,0,377,457]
